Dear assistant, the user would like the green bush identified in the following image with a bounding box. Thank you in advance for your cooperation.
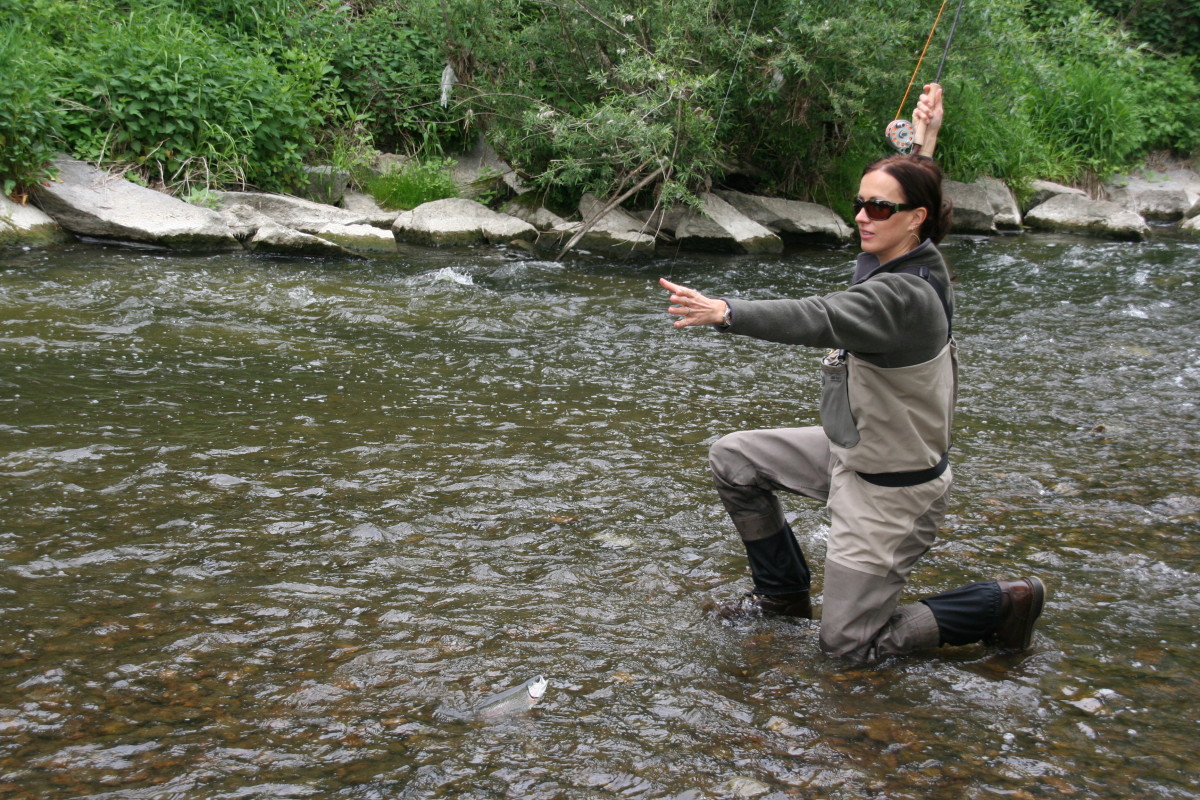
[159,0,307,40]
[1024,59,1138,177]
[491,54,719,209]
[366,158,459,210]
[1128,53,1200,154]
[6,0,1200,210]
[417,0,1200,207]
[1078,0,1200,62]
[0,25,60,196]
[322,3,460,155]
[1018,4,1200,172]
[408,0,752,206]
[45,3,321,193]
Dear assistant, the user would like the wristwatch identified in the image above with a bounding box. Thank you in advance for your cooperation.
[720,303,733,328]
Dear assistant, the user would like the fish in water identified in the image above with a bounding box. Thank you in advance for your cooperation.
[474,675,548,719]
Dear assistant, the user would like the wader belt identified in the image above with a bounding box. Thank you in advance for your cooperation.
[857,451,949,487]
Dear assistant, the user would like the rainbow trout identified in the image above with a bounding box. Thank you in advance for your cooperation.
[473,675,548,719]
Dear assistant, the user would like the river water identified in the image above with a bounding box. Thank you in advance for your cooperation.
[0,233,1197,799]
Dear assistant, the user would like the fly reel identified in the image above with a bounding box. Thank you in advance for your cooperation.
[885,118,916,153]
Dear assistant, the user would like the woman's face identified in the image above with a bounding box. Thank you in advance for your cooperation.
[855,168,928,264]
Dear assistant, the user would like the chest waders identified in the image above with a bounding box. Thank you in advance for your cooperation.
[821,264,954,486]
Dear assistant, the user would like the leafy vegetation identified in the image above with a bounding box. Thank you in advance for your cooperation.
[411,0,1200,211]
[1014,0,1200,175]
[1,0,1197,211]
[366,158,459,210]
[58,7,321,192]
[0,23,61,198]
[321,4,459,155]
[1054,0,1200,63]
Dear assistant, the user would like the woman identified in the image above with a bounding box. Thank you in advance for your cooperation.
[660,86,1044,661]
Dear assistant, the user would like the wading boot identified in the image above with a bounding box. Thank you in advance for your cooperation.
[707,590,812,621]
[986,577,1046,651]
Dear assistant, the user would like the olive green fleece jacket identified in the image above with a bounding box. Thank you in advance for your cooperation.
[722,240,953,369]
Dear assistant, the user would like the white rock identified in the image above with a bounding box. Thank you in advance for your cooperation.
[1025,193,1149,241]
[550,193,656,257]
[392,197,536,247]
[1,193,71,246]
[31,157,240,250]
[549,221,656,257]
[673,192,782,254]
[1024,180,1088,213]
[340,191,399,227]
[214,190,371,232]
[452,135,526,196]
[309,223,397,254]
[943,179,998,234]
[976,177,1022,230]
[247,221,358,258]
[578,193,655,237]
[715,190,854,244]
[1107,167,1200,222]
[1114,186,1191,221]
[219,203,277,240]
[501,201,567,231]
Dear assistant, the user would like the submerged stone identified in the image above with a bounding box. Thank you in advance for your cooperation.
[1,194,72,247]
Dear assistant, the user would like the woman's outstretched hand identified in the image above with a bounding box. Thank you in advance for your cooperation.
[660,277,728,328]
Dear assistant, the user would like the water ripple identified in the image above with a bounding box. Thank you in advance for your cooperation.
[0,240,1196,799]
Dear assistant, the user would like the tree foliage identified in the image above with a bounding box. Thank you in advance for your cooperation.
[2,0,1198,208]
[418,0,1200,210]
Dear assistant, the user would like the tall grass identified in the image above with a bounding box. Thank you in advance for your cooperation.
[366,158,459,210]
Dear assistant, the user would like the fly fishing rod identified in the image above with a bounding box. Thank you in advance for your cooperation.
[885,0,967,154]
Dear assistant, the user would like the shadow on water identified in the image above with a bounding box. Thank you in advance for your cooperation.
[0,235,1197,798]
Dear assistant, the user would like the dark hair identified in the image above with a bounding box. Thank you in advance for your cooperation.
[863,154,953,243]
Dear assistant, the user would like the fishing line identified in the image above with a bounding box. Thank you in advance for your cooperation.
[715,0,762,135]
[667,0,759,286]
[885,0,967,153]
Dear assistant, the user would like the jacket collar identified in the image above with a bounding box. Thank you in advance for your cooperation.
[852,239,939,285]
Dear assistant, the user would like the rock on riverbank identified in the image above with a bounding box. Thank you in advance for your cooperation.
[1024,193,1151,240]
[11,153,1200,254]
[1,193,72,247]
[30,157,241,250]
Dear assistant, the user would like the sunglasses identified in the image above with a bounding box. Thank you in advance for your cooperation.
[853,197,917,221]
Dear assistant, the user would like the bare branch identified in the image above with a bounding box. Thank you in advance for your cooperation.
[556,162,664,260]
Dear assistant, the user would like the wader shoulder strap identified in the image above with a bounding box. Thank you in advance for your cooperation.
[896,264,952,338]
